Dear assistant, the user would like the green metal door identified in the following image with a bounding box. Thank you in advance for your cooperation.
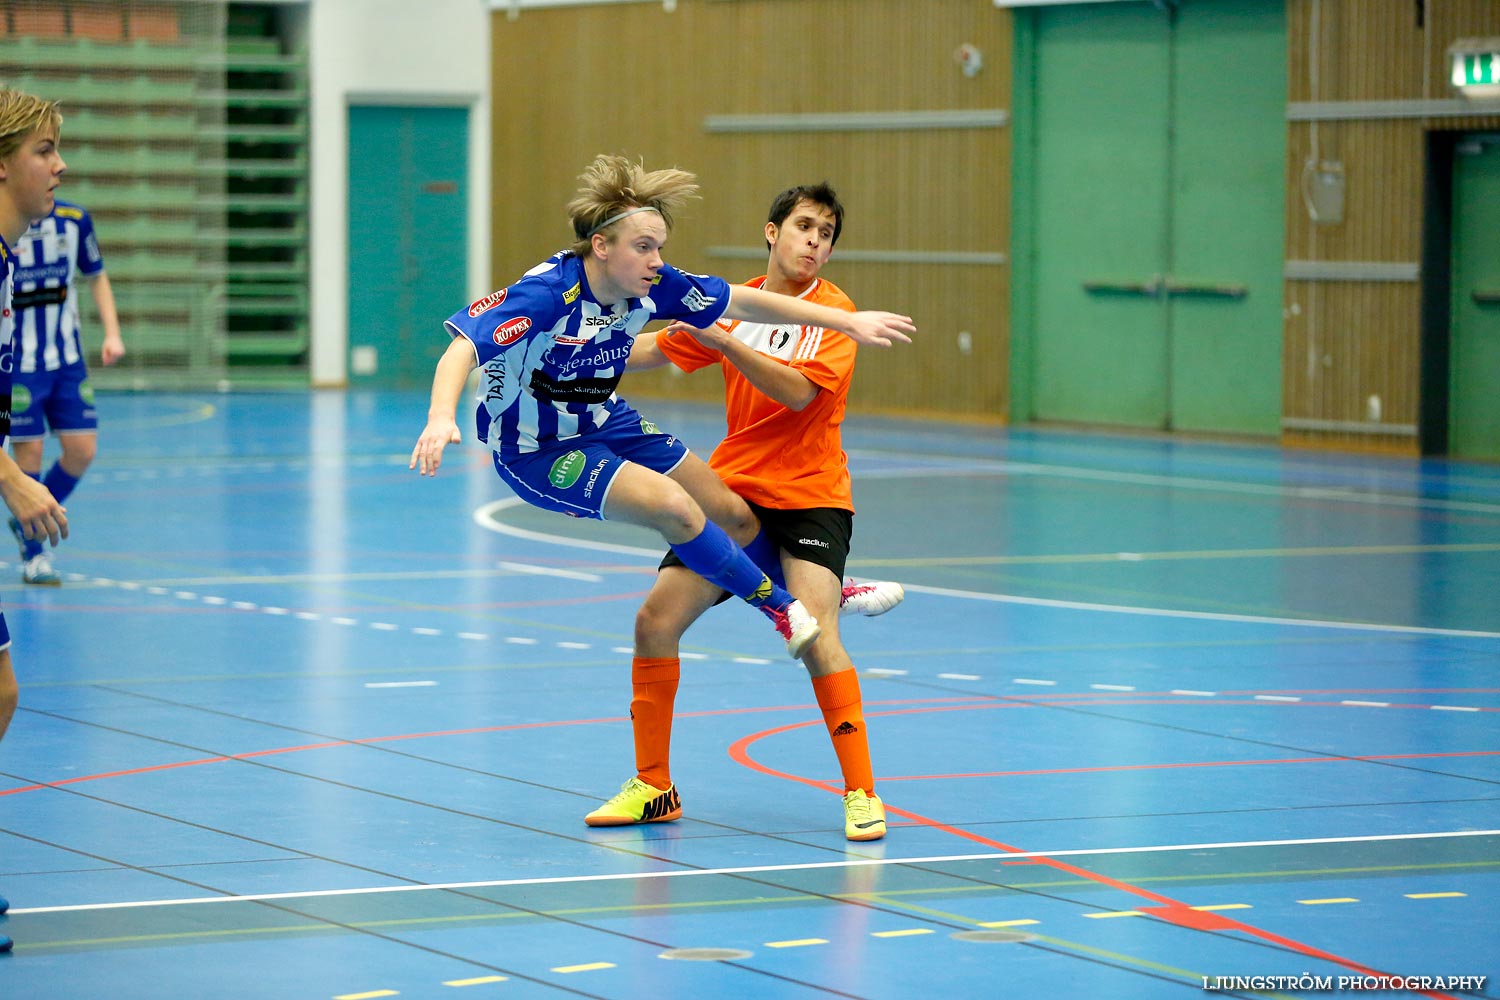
[1020,0,1285,433]
[1030,3,1171,427]
[1449,136,1500,459]
[347,105,468,388]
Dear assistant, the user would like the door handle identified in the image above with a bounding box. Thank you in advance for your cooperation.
[1082,276,1246,300]
[1083,275,1165,298]
[1473,291,1500,306]
[1164,281,1247,300]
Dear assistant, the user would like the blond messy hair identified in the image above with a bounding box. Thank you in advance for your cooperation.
[565,154,699,257]
[0,87,63,161]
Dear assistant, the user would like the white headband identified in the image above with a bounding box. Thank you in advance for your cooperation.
[587,205,660,238]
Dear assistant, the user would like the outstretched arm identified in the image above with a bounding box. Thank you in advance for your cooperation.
[409,336,478,476]
[722,284,914,347]
[661,321,818,411]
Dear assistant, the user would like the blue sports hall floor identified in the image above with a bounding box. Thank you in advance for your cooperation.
[0,389,1496,1000]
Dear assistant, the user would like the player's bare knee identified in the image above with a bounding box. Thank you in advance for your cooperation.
[635,599,684,649]
[0,671,17,730]
[61,436,98,470]
[652,486,704,540]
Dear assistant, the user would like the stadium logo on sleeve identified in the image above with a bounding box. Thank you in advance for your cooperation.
[493,316,532,345]
[468,288,508,317]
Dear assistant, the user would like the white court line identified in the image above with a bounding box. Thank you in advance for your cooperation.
[472,498,1500,639]
[904,584,1500,639]
[497,561,603,583]
[845,453,1500,517]
[13,829,1497,916]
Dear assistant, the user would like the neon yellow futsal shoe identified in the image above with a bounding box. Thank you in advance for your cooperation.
[844,788,887,841]
[584,777,682,827]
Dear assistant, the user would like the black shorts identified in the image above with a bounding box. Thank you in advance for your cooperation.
[660,502,854,589]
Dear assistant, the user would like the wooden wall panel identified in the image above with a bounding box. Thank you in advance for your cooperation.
[1283,0,1500,453]
[489,0,1010,419]
[1285,120,1425,262]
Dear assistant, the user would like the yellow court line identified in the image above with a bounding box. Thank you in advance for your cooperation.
[1405,892,1466,899]
[551,962,615,974]
[1084,910,1144,919]
[1297,897,1359,905]
[981,918,1041,928]
[334,992,398,1000]
[872,928,935,938]
[1191,903,1253,912]
[122,402,218,430]
[766,938,828,948]
[443,976,509,987]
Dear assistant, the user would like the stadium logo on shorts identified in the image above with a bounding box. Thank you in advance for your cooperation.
[493,316,532,346]
[11,386,31,412]
[549,450,588,489]
[468,288,508,317]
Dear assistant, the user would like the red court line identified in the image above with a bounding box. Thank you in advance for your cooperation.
[0,698,997,798]
[725,710,1463,999]
[7,691,1490,799]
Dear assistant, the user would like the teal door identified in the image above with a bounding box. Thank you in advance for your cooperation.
[347,105,468,388]
[1449,136,1500,459]
[1019,0,1285,434]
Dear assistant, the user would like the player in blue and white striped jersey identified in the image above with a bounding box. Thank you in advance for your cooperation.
[6,199,124,585]
[412,155,913,661]
[0,92,72,919]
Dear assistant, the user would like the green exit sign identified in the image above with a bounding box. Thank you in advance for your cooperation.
[1450,40,1500,97]
[1453,52,1499,86]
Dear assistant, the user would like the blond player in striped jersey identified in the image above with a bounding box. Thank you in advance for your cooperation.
[0,84,72,954]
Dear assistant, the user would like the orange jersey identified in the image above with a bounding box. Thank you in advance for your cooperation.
[657,275,857,511]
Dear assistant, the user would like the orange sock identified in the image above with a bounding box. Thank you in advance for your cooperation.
[811,668,874,794]
[631,656,680,789]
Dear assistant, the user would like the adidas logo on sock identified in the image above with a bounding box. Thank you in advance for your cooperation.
[832,721,859,737]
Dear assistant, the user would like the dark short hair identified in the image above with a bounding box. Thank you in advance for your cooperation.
[766,183,843,250]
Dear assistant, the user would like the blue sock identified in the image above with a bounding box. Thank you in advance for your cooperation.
[743,528,786,588]
[17,472,44,559]
[670,522,793,611]
[43,461,81,505]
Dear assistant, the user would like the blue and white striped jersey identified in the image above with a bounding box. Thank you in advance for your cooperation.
[444,251,731,460]
[10,200,105,376]
[1,233,14,441]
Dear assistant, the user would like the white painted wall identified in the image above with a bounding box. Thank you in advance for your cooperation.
[303,0,491,386]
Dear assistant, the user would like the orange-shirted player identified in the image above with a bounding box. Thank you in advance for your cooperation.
[584,183,903,841]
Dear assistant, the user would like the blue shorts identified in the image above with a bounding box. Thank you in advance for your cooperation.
[493,401,688,520]
[0,611,10,652]
[10,362,98,440]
